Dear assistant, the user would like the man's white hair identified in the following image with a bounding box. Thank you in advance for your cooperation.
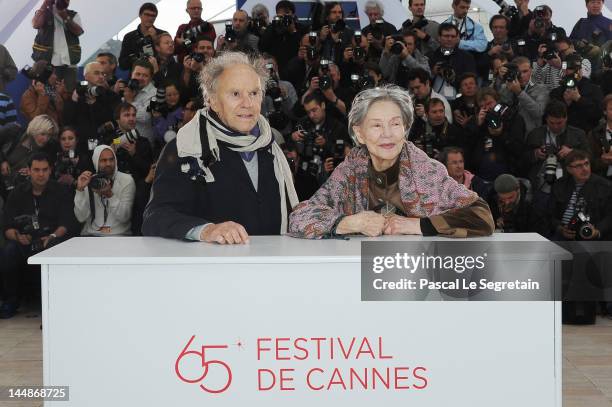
[364,0,384,16]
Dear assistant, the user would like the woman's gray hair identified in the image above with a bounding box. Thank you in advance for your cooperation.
[364,0,384,16]
[199,51,269,107]
[26,114,59,139]
[347,85,414,143]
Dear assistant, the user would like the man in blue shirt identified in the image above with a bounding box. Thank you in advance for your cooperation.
[570,0,612,46]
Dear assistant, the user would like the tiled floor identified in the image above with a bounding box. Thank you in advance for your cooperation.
[1,304,611,406]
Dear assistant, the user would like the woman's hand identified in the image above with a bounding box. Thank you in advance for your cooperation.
[336,211,385,236]
[383,215,422,235]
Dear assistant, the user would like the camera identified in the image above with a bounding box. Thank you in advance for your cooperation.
[502,63,520,82]
[350,72,375,92]
[330,19,346,34]
[183,22,212,48]
[353,31,365,60]
[127,78,141,92]
[307,32,319,61]
[271,15,293,35]
[401,18,429,34]
[561,74,578,90]
[390,35,405,56]
[492,0,519,19]
[76,81,106,98]
[21,63,53,85]
[136,36,154,58]
[333,139,346,168]
[319,60,333,91]
[55,149,78,179]
[265,64,289,130]
[295,126,324,177]
[534,6,547,29]
[96,121,140,147]
[190,52,205,64]
[249,16,268,35]
[224,21,236,43]
[568,208,594,240]
[147,87,168,116]
[422,131,436,158]
[370,19,385,40]
[543,147,559,185]
[2,173,29,194]
[485,103,510,129]
[438,48,456,84]
[89,172,112,191]
[14,214,52,252]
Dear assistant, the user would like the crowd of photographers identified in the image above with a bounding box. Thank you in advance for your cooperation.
[0,0,611,318]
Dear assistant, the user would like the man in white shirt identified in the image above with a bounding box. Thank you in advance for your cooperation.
[74,145,136,236]
[123,59,157,146]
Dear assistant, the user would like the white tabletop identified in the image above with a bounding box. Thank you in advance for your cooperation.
[28,233,570,265]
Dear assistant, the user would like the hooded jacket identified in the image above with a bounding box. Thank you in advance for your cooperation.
[74,145,136,236]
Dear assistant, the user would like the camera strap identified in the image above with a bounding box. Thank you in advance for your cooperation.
[32,196,40,217]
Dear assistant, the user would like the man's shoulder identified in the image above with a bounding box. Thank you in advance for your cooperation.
[115,171,136,186]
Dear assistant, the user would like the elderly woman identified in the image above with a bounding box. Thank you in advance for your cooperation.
[143,52,299,244]
[288,86,494,238]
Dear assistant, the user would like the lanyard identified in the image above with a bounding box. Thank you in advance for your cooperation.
[33,196,40,217]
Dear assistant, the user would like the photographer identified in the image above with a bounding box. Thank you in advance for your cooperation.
[338,30,380,85]
[380,31,430,85]
[487,15,517,62]
[451,73,480,130]
[428,23,476,101]
[54,126,94,190]
[31,0,83,92]
[523,100,590,195]
[550,53,603,133]
[471,87,526,181]
[547,149,612,240]
[286,33,322,98]
[95,52,119,87]
[406,68,452,123]
[300,60,354,123]
[440,147,491,199]
[360,1,398,61]
[556,37,592,78]
[289,92,351,200]
[181,37,215,100]
[152,33,183,88]
[118,3,165,72]
[63,61,121,152]
[110,102,153,181]
[20,61,67,126]
[216,10,259,53]
[122,59,157,146]
[588,94,612,180]
[259,1,304,80]
[74,145,136,236]
[319,2,354,64]
[174,0,216,64]
[262,55,298,137]
[249,3,270,37]
[405,0,440,56]
[488,173,535,233]
[1,152,75,319]
[570,0,612,46]
[152,83,184,145]
[498,56,549,134]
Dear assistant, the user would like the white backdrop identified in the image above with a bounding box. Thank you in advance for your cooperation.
[2,0,610,69]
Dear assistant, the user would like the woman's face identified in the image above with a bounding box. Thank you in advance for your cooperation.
[60,130,77,151]
[33,132,51,148]
[353,100,406,170]
[209,64,263,133]
[166,85,180,107]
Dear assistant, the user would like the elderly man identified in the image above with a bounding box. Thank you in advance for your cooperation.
[175,0,216,63]
[360,0,398,60]
[143,52,299,243]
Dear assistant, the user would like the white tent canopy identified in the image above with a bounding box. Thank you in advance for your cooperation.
[2,0,610,69]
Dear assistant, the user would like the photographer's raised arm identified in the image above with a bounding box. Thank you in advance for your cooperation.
[32,0,53,29]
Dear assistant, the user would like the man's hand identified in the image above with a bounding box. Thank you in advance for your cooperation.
[200,221,250,244]
[383,36,394,53]
[323,157,334,173]
[343,47,354,62]
[76,171,92,191]
[454,110,473,127]
[57,173,75,186]
[319,25,330,41]
[291,130,304,142]
[315,134,326,147]
[534,146,547,160]
[114,80,126,95]
[383,215,423,235]
[98,182,113,198]
[507,79,522,95]
[33,80,46,95]
[559,225,576,240]
[297,46,308,60]
[488,44,503,56]
[548,53,562,69]
[336,211,386,236]
[558,145,573,159]
[308,76,320,93]
[146,27,158,39]
[145,163,157,184]
[120,141,137,156]
[148,56,160,74]
[1,161,10,176]
[19,167,31,177]
[57,8,68,20]
[413,28,427,40]
[432,62,443,76]
[489,125,504,136]
[216,35,226,51]
[414,103,426,118]
[600,148,612,165]
[476,107,487,127]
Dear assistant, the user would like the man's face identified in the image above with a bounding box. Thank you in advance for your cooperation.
[366,7,381,24]
[131,66,152,88]
[209,64,263,133]
[408,78,430,99]
[156,35,175,57]
[98,149,116,177]
[518,62,532,87]
[233,11,248,33]
[409,0,426,17]
[453,0,471,19]
[546,115,567,134]
[304,100,326,125]
[555,41,573,58]
[186,0,203,20]
[498,189,520,211]
[328,5,343,24]
[118,108,137,131]
[139,9,157,29]
[460,77,478,97]
[86,62,106,87]
[30,160,50,190]
[480,95,497,112]
[402,35,416,54]
[566,158,591,184]
[195,40,215,60]
[95,56,115,76]
[587,0,603,15]
[328,64,341,87]
[491,18,508,41]
[439,29,459,49]
[445,152,465,179]
[428,103,446,126]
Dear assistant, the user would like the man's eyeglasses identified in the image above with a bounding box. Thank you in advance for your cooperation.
[567,161,590,169]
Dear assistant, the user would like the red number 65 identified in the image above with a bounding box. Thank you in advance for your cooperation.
[175,335,233,394]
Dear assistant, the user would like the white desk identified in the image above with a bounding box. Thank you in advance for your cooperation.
[30,234,566,406]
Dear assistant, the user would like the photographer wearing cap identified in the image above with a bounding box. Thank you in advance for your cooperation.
[63,61,120,152]
[547,149,612,240]
[74,145,136,236]
[499,56,549,134]
[119,3,165,72]
[175,0,216,64]
[1,152,75,319]
[550,53,603,133]
[380,31,430,85]
[488,173,534,233]
[31,0,83,92]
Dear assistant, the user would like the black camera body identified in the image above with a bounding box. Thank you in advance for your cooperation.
[502,63,520,82]
[318,60,333,91]
[353,31,365,61]
[485,103,511,129]
[330,19,346,34]
[390,35,405,55]
[534,5,547,29]
[350,72,374,92]
[333,139,346,168]
[568,210,594,240]
[55,150,78,178]
[14,214,52,252]
[402,18,429,34]
[561,74,579,90]
[493,0,519,19]
[307,32,319,61]
[370,19,385,39]
[22,64,54,85]
[190,52,205,63]
[76,81,106,99]
[183,22,212,48]
[224,22,236,43]
[136,36,155,58]
[438,48,456,84]
[147,87,168,116]
[89,172,112,191]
